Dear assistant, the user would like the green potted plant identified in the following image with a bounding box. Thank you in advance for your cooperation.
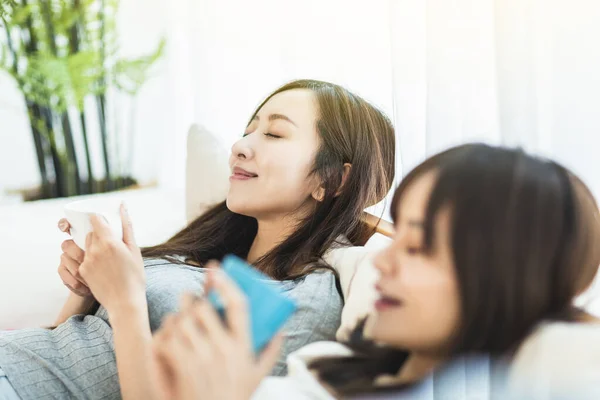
[1,0,164,200]
[0,0,16,20]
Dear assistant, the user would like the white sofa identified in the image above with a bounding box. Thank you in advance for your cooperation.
[0,186,187,329]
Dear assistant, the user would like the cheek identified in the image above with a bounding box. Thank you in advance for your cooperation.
[417,278,460,337]
[372,262,461,351]
[263,149,315,192]
[226,144,318,215]
[414,270,461,347]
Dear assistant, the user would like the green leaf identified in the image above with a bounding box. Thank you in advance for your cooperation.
[68,50,104,109]
[11,4,33,26]
[0,0,16,21]
[113,37,165,95]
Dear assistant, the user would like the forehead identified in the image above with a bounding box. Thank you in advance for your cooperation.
[257,89,318,127]
[396,171,438,221]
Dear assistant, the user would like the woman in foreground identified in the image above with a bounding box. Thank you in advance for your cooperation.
[152,143,600,399]
[0,79,395,400]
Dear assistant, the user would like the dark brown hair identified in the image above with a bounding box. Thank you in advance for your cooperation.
[311,143,600,395]
[142,79,396,279]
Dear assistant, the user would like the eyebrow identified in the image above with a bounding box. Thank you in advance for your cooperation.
[407,220,424,229]
[252,113,297,127]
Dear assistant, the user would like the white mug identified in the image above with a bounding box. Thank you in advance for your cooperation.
[63,198,124,251]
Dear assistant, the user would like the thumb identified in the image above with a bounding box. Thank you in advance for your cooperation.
[257,332,284,377]
[120,203,136,247]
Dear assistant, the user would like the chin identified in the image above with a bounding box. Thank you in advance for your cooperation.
[225,196,256,218]
[225,196,246,215]
[369,316,401,344]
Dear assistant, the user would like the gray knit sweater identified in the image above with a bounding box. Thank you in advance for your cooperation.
[0,259,342,400]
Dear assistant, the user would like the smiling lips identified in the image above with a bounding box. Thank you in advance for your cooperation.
[231,166,258,181]
[375,296,403,312]
[375,284,404,312]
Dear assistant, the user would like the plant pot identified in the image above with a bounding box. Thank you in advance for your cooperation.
[6,176,142,202]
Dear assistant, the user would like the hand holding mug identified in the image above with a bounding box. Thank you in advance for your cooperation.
[57,219,91,297]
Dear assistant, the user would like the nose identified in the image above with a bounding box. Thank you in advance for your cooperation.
[373,243,396,277]
[231,136,254,161]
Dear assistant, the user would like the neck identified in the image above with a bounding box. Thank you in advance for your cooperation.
[394,353,444,384]
[246,215,299,264]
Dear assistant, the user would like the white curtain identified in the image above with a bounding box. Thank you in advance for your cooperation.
[162,0,600,193]
[161,0,600,307]
[390,0,600,197]
[387,0,600,310]
[159,0,395,192]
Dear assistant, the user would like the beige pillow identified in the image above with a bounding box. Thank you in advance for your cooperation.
[324,234,389,341]
[184,124,387,339]
[185,124,230,222]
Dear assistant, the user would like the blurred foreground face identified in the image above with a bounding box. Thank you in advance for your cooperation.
[371,171,461,354]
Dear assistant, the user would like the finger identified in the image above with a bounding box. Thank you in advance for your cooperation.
[158,313,180,343]
[89,214,112,238]
[209,269,251,345]
[203,261,221,293]
[190,298,228,345]
[257,332,284,376]
[203,270,214,296]
[58,218,71,234]
[120,203,137,247]
[61,240,85,264]
[85,232,93,251]
[153,324,173,356]
[160,314,178,333]
[153,325,171,350]
[154,333,185,373]
[167,325,202,375]
[205,260,220,269]
[65,282,92,297]
[60,253,87,284]
[151,347,177,399]
[176,312,207,352]
[179,293,196,313]
[58,264,91,296]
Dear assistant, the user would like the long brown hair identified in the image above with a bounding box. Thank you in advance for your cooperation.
[311,144,600,395]
[142,79,396,280]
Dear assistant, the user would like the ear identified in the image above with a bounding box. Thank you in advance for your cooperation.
[311,163,352,202]
[311,186,326,202]
[336,163,352,196]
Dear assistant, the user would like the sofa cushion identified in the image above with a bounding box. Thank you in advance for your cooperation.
[185,124,230,222]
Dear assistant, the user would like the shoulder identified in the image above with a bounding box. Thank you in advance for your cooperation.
[143,258,207,277]
[286,269,342,309]
[142,258,206,298]
[143,258,206,293]
[512,321,600,366]
[508,321,600,398]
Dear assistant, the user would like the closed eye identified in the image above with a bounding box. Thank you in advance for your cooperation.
[406,247,422,255]
[264,133,281,139]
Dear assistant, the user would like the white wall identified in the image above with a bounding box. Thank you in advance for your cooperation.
[388,0,600,200]
[158,0,397,210]
[188,0,394,144]
[0,74,39,192]
[0,0,172,195]
[546,0,600,199]
[173,0,600,215]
